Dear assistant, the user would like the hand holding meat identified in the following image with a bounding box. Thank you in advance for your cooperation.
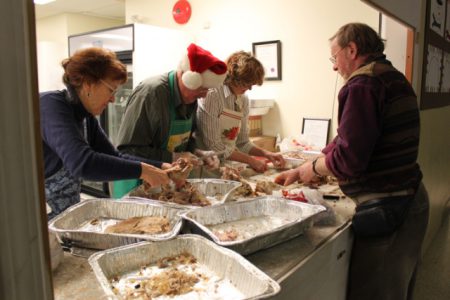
[297,161,317,183]
[140,163,170,187]
[173,152,201,166]
[248,157,268,173]
[165,158,194,188]
[265,152,286,169]
[194,149,220,169]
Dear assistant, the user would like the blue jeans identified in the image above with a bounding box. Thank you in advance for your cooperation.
[347,182,429,300]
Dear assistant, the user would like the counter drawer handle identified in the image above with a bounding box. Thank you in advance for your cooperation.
[337,250,346,260]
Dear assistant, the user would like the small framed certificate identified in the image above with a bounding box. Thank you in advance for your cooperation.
[301,118,330,149]
[252,40,282,80]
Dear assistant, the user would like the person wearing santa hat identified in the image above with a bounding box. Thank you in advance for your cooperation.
[195,51,285,175]
[113,43,226,197]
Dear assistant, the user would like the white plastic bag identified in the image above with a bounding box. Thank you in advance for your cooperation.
[278,135,319,152]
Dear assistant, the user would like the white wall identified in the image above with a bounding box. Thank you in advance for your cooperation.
[125,0,450,253]
[126,0,379,139]
[32,0,450,254]
[133,24,193,86]
[382,15,408,73]
[35,14,123,92]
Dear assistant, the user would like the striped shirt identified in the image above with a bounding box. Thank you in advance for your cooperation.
[195,85,255,159]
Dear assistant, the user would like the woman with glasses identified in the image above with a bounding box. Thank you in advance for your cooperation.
[40,47,170,219]
[195,51,285,175]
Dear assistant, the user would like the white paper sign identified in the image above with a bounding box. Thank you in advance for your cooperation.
[302,118,330,149]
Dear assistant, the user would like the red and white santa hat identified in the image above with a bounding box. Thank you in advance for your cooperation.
[179,43,227,90]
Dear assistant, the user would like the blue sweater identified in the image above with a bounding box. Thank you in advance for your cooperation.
[40,87,162,181]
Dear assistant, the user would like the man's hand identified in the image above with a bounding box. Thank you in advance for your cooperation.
[298,161,317,183]
[274,167,301,186]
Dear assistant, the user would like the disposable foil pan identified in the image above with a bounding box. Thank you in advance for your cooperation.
[48,198,184,250]
[88,235,280,299]
[130,178,242,209]
[182,196,326,255]
[281,150,320,168]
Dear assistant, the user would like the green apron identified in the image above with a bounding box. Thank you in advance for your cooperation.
[112,71,193,198]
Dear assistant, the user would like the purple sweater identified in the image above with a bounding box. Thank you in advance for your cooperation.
[40,87,162,181]
[323,60,421,197]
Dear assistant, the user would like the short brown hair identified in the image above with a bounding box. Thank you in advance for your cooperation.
[330,23,384,58]
[61,47,127,88]
[224,51,264,87]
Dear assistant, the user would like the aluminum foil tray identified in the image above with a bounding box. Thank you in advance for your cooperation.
[182,197,326,255]
[130,178,242,209]
[88,235,280,299]
[281,150,320,168]
[48,198,184,250]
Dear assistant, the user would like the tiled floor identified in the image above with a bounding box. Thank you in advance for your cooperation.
[414,207,450,300]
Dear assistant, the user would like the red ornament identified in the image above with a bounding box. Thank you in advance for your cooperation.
[172,0,191,24]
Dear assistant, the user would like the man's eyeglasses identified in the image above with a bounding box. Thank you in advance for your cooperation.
[329,47,345,64]
[100,79,118,96]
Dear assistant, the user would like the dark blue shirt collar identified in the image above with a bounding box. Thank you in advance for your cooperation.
[64,84,90,121]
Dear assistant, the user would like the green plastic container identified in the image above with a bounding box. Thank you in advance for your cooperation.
[111,179,141,199]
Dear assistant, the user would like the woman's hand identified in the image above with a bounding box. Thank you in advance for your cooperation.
[265,152,286,169]
[248,157,268,173]
[173,151,201,165]
[194,149,221,169]
[140,163,170,187]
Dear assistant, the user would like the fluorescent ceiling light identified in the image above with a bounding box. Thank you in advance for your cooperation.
[34,0,56,5]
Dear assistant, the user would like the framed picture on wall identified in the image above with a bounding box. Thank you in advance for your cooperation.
[301,118,330,149]
[252,40,282,80]
[420,0,450,109]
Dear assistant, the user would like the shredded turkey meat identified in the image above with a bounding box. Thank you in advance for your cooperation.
[166,158,193,187]
[130,182,211,207]
[105,216,170,235]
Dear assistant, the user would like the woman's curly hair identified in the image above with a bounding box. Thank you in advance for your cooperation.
[61,47,127,89]
[224,51,264,88]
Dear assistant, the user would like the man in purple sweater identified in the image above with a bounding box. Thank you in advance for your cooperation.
[276,23,429,300]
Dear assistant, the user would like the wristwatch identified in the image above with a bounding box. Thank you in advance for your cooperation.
[312,157,323,178]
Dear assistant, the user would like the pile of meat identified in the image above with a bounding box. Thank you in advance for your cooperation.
[221,166,282,198]
[116,252,200,299]
[130,158,211,206]
[130,182,211,207]
[105,216,170,235]
[283,151,310,160]
[166,158,193,187]
[213,228,239,242]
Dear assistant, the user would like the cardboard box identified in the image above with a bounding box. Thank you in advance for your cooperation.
[250,135,277,152]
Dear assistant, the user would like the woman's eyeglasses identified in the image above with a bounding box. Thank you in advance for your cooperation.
[100,79,118,96]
